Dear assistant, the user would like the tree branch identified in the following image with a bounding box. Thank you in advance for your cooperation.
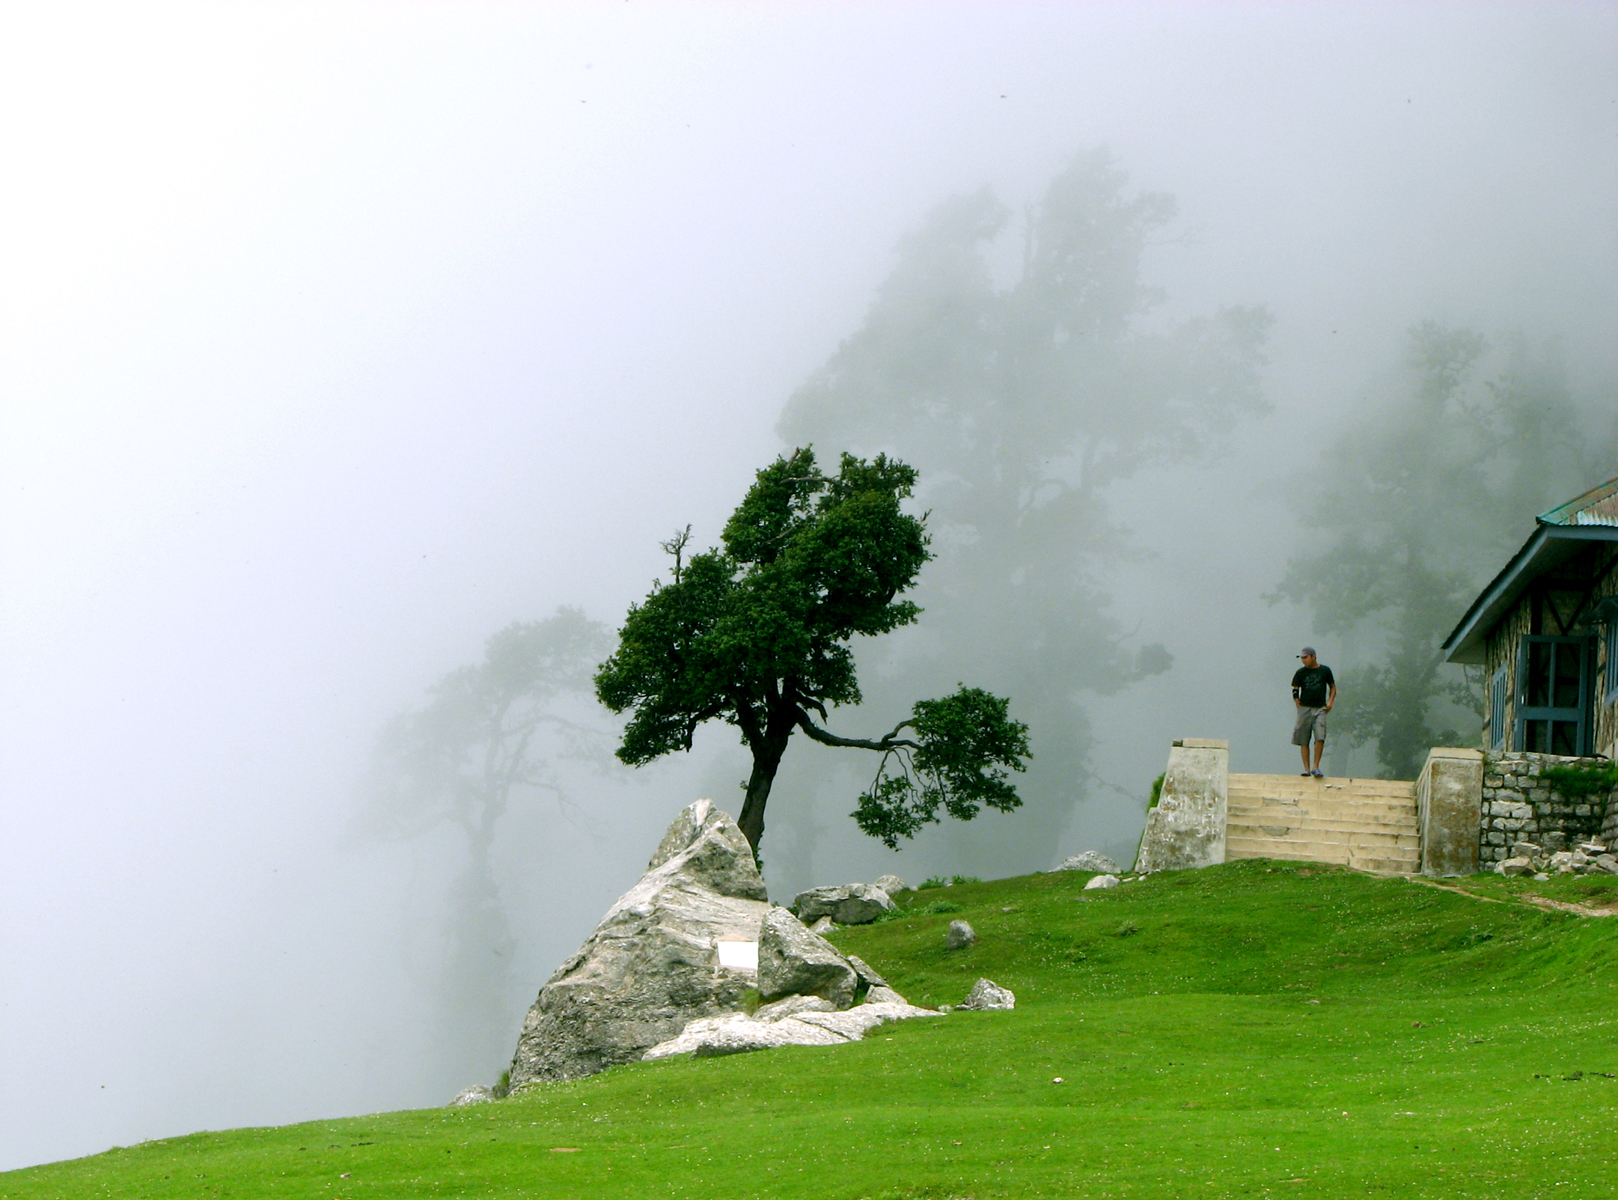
[794,709,918,752]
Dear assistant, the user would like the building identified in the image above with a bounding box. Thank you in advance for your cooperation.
[1441,475,1618,760]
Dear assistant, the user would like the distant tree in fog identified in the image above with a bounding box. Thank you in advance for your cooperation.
[1270,324,1615,778]
[596,449,1031,855]
[777,150,1269,869]
[357,608,612,1079]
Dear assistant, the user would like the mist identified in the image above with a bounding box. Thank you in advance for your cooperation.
[3,1,1614,1172]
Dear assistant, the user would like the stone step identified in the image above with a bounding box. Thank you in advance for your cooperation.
[1227,833,1420,858]
[1228,804,1418,828]
[1229,774,1416,797]
[1226,824,1418,850]
[1228,787,1417,806]
[1225,842,1420,876]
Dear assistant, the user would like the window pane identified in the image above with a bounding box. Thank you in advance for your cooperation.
[1551,720,1579,756]
[1553,644,1582,709]
[1527,641,1552,707]
[1525,720,1547,752]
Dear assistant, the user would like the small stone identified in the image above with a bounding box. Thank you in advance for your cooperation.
[807,916,837,935]
[1056,851,1120,874]
[1533,873,1550,881]
[946,920,977,950]
[753,994,837,1022]
[1496,857,1534,877]
[1510,842,1542,860]
[865,984,909,1006]
[1084,874,1120,890]
[957,978,1015,1011]
[1594,855,1618,874]
[449,1085,496,1107]
[872,874,910,895]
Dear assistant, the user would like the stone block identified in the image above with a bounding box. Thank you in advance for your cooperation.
[1418,748,1484,878]
[1135,740,1228,872]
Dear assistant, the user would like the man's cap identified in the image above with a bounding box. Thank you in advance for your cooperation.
[1298,646,1316,658]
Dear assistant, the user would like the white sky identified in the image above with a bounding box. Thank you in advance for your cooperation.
[2,0,1614,1172]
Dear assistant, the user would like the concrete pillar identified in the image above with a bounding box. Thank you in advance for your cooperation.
[1416,747,1484,877]
[1135,738,1229,872]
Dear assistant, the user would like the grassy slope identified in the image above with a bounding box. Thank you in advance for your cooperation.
[6,860,1617,1200]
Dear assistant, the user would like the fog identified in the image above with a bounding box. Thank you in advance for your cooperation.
[3,1,1614,1171]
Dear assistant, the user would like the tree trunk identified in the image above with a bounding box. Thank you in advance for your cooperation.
[737,730,791,855]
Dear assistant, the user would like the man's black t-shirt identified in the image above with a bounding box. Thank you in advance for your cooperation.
[1292,665,1335,708]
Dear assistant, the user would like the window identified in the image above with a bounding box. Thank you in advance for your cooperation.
[1489,667,1508,751]
[1517,635,1591,756]
[1607,619,1618,702]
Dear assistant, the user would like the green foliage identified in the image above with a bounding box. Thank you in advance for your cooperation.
[950,874,981,885]
[1540,761,1618,804]
[21,864,1618,1200]
[1147,772,1165,810]
[779,150,1269,873]
[492,1070,511,1100]
[1271,326,1617,778]
[916,899,963,915]
[596,448,1029,852]
[918,875,948,890]
[852,688,1031,849]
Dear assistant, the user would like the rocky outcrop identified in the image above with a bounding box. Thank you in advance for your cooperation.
[757,908,858,1007]
[507,799,772,1087]
[793,883,896,925]
[1057,852,1119,873]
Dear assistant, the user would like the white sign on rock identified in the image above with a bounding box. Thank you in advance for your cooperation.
[715,941,758,971]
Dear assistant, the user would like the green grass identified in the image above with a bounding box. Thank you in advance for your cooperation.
[7,860,1618,1199]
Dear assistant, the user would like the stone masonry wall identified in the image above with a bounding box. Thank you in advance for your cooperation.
[1480,753,1618,863]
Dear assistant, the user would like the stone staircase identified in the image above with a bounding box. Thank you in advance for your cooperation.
[1225,774,1420,876]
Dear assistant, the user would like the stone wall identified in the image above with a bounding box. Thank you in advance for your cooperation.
[1479,753,1618,863]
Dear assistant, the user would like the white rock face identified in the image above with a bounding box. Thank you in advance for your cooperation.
[1057,852,1120,873]
[957,978,1016,1011]
[642,1002,941,1061]
[793,883,897,925]
[1084,874,1120,890]
[507,799,772,1087]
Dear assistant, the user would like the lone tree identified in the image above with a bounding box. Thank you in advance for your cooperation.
[595,448,1031,854]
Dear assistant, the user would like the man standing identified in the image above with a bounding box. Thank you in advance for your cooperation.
[1291,647,1336,777]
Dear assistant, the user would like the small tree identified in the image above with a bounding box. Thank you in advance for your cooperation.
[595,449,1031,853]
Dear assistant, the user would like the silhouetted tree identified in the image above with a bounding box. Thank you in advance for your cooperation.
[777,150,1269,867]
[595,449,1031,854]
[357,608,612,1079]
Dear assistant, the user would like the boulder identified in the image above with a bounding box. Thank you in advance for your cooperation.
[1057,851,1120,874]
[1510,842,1543,860]
[1496,857,1534,877]
[1084,874,1120,890]
[957,978,1015,1011]
[945,919,976,950]
[807,916,837,935]
[1594,854,1618,875]
[865,984,909,1006]
[845,954,888,989]
[793,883,896,925]
[757,907,858,1007]
[507,799,773,1087]
[449,1085,495,1107]
[872,874,910,895]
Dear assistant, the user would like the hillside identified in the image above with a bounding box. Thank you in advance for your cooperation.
[5,861,1617,1199]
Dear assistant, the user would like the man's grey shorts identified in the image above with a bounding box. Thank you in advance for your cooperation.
[1292,706,1328,746]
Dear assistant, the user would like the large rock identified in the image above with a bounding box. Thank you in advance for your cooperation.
[507,799,772,1087]
[945,920,976,949]
[757,908,858,1007]
[1057,851,1119,874]
[872,874,910,895]
[793,883,896,925]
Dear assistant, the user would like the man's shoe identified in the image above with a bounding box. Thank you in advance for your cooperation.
[1300,771,1311,776]
[1310,770,1324,778]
